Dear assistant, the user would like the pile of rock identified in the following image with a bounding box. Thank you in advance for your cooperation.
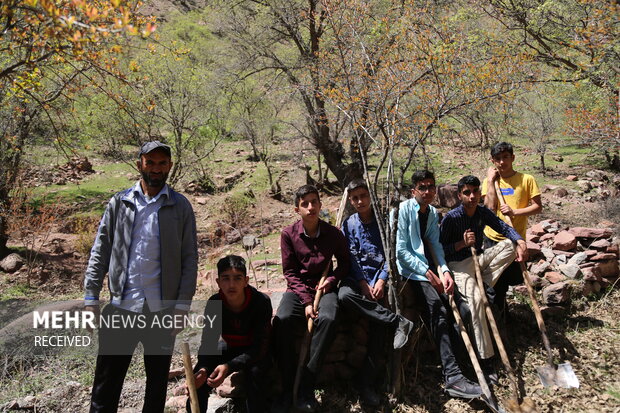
[524,219,619,310]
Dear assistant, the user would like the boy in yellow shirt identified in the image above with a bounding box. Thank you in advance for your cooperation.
[482,142,542,318]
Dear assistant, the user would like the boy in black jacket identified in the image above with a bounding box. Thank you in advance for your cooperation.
[187,255,272,413]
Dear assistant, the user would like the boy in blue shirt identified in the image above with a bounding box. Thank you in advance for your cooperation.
[338,179,414,406]
[396,170,482,399]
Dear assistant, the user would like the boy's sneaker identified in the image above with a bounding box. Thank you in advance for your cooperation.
[445,374,482,399]
[480,358,499,386]
[393,315,415,349]
[359,386,381,407]
[295,389,319,413]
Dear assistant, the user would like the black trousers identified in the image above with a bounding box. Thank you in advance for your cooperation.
[186,344,268,413]
[89,304,175,413]
[406,279,470,380]
[338,278,398,387]
[273,291,339,391]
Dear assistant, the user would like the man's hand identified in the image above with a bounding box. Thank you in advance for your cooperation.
[463,229,475,247]
[317,278,334,294]
[83,305,100,333]
[515,240,528,262]
[500,204,515,217]
[425,269,444,294]
[206,364,229,388]
[171,308,188,336]
[192,368,208,389]
[442,272,455,295]
[359,280,374,300]
[305,304,318,320]
[486,166,499,183]
[371,279,386,300]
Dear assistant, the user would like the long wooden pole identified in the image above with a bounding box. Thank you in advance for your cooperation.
[493,181,554,367]
[182,342,200,413]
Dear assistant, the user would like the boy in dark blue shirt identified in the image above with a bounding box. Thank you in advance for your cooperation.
[339,179,414,406]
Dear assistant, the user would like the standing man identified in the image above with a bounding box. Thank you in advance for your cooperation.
[482,142,542,316]
[396,170,482,399]
[272,185,350,413]
[84,141,198,413]
[338,179,414,407]
[440,175,527,382]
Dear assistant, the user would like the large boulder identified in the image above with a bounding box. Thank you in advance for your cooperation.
[542,282,571,305]
[598,260,620,279]
[568,227,613,239]
[553,231,577,251]
[437,184,460,208]
[0,253,24,273]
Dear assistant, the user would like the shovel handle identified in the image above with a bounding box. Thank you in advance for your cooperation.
[470,246,521,404]
[493,180,555,367]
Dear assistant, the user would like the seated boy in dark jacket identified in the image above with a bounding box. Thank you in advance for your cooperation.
[187,255,272,413]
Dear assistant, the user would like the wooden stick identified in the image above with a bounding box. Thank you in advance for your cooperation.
[292,188,349,403]
[493,181,554,368]
[182,342,200,413]
[470,246,521,406]
[428,248,495,406]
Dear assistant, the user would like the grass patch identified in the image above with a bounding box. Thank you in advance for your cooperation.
[31,162,134,215]
[0,283,36,300]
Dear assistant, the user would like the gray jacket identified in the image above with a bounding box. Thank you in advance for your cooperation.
[84,185,198,307]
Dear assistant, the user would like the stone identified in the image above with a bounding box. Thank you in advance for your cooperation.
[591,253,617,261]
[607,244,619,255]
[251,258,282,269]
[579,261,595,269]
[581,265,602,281]
[584,249,598,258]
[195,197,208,205]
[542,282,571,305]
[513,285,529,295]
[0,253,24,273]
[585,169,608,181]
[216,372,245,398]
[527,232,541,243]
[165,396,187,409]
[540,306,567,318]
[173,385,187,396]
[567,252,588,266]
[558,264,582,279]
[553,231,577,251]
[598,260,619,278]
[242,235,260,250]
[539,219,558,230]
[437,184,460,208]
[540,233,555,242]
[568,227,613,239]
[526,241,542,258]
[554,188,569,198]
[553,250,575,257]
[577,180,592,192]
[530,223,546,236]
[168,367,185,380]
[530,260,550,277]
[545,272,566,284]
[553,255,568,267]
[582,281,595,296]
[18,396,36,409]
[541,184,559,192]
[528,274,549,289]
[541,247,555,261]
[566,175,578,181]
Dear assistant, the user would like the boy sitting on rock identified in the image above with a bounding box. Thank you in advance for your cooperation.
[187,255,272,413]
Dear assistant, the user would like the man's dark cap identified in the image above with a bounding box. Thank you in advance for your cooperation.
[138,141,172,158]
